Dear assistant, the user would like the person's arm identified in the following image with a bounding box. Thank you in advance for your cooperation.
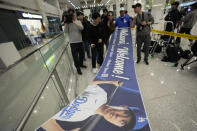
[130,17,136,28]
[73,21,84,30]
[183,13,191,24]
[88,25,96,47]
[128,17,131,27]
[147,13,154,25]
[41,119,64,131]
[91,81,123,87]
[115,18,118,27]
[98,23,104,43]
[64,24,69,33]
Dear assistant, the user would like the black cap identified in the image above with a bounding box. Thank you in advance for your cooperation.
[77,12,84,17]
[171,1,179,6]
[103,9,108,12]
[132,3,142,8]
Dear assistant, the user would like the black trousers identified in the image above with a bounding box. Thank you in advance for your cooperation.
[176,27,192,44]
[91,44,104,68]
[83,41,91,58]
[70,43,84,70]
[136,34,151,60]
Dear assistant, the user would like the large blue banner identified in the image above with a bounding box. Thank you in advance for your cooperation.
[37,28,151,131]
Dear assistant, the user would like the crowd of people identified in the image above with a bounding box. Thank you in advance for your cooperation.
[63,1,197,75]
[63,8,116,75]
[164,1,197,46]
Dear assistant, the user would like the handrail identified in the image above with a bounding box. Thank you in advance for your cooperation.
[15,41,70,131]
[0,32,64,75]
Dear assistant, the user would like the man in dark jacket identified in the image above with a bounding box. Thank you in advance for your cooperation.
[101,9,108,24]
[164,2,182,31]
[89,12,104,74]
[77,12,91,59]
[103,11,115,49]
[176,2,197,46]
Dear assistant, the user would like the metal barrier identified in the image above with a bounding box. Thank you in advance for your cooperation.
[0,33,77,131]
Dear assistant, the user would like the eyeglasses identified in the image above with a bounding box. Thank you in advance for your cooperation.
[108,14,113,16]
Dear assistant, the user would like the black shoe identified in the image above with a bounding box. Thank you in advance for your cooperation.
[136,59,141,64]
[77,69,82,75]
[80,65,87,68]
[144,60,149,65]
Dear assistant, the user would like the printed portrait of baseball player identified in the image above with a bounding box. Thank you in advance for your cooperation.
[36,80,148,131]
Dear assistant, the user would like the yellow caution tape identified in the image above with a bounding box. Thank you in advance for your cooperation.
[132,28,197,40]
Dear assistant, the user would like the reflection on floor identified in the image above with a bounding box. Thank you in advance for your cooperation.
[76,39,197,131]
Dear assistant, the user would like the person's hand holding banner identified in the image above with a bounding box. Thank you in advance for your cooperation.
[113,81,123,87]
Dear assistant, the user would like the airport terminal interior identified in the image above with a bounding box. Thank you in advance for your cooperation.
[0,0,197,131]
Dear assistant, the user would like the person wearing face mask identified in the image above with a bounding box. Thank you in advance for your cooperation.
[164,1,182,31]
[103,11,115,49]
[37,80,148,131]
[115,7,131,28]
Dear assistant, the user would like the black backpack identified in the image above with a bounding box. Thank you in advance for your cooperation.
[191,41,197,56]
[181,50,191,59]
[165,44,181,62]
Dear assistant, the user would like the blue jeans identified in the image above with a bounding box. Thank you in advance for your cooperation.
[83,41,91,58]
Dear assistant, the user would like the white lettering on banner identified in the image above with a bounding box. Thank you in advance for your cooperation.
[59,96,88,119]
[113,47,129,75]
[119,29,128,45]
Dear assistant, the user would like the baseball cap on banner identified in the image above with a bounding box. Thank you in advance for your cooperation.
[128,107,148,130]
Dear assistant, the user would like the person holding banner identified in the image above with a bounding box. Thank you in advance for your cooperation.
[115,7,130,28]
[36,80,148,131]
[131,3,154,65]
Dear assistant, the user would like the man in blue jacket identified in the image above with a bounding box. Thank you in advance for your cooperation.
[115,7,130,28]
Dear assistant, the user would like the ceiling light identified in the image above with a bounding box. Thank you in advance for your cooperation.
[106,0,111,5]
[84,0,87,5]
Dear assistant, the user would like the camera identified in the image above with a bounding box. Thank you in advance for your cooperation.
[62,9,75,24]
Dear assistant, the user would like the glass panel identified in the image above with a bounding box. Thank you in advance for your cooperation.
[39,34,67,71]
[0,51,49,131]
[23,78,65,131]
[56,51,72,91]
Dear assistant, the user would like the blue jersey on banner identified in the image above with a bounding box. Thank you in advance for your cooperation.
[36,28,151,131]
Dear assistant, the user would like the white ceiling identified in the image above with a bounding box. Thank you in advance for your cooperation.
[58,0,112,9]
[58,0,167,9]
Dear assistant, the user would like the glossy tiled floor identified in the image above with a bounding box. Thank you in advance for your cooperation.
[76,36,197,131]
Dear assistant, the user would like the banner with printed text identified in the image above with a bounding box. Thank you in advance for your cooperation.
[36,28,151,131]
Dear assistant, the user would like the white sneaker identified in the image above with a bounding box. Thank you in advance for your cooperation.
[92,68,98,74]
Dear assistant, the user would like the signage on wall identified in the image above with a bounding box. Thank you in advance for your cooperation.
[22,13,42,19]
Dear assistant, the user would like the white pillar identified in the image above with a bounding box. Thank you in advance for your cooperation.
[109,4,113,11]
[127,0,133,16]
[54,0,62,18]
[36,0,49,32]
[116,0,120,18]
